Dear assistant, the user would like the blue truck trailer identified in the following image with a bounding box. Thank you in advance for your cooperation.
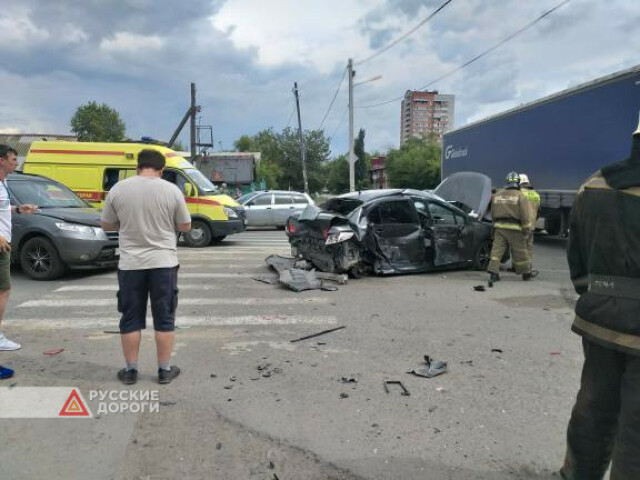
[442,64,640,235]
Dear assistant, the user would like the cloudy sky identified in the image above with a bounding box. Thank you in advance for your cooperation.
[0,0,638,156]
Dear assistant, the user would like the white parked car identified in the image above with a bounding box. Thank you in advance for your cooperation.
[238,190,315,228]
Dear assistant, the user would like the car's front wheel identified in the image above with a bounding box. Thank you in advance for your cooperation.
[472,240,492,271]
[184,220,212,248]
[20,236,66,280]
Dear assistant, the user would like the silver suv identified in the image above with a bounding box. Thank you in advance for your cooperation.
[238,190,314,228]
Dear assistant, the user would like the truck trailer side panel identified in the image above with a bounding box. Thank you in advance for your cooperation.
[442,67,640,192]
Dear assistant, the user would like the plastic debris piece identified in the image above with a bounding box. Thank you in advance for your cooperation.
[550,351,562,355]
[339,393,349,399]
[43,348,64,356]
[408,355,447,378]
[341,376,358,384]
[473,285,486,292]
[384,381,410,396]
[491,348,503,354]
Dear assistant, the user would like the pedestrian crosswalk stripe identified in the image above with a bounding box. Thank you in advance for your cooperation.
[17,297,330,308]
[94,273,256,279]
[6,315,337,329]
[55,284,255,292]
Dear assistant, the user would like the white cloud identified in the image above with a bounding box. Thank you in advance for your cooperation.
[100,32,164,53]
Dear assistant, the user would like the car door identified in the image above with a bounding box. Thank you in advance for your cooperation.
[272,193,295,226]
[365,198,427,271]
[426,200,467,266]
[244,193,273,226]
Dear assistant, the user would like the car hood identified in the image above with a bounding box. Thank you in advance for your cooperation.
[36,207,102,227]
[433,172,492,220]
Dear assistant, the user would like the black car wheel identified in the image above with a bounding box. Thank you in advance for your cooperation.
[184,220,212,248]
[20,236,66,280]
[472,240,492,271]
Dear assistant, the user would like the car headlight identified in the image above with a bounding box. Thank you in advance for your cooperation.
[55,222,99,238]
[224,207,238,219]
[325,231,354,245]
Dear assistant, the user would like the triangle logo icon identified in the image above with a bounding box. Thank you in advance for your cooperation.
[59,389,91,417]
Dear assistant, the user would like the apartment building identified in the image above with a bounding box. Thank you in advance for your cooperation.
[400,90,455,144]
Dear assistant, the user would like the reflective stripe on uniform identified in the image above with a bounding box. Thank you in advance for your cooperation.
[573,316,640,353]
[494,222,522,231]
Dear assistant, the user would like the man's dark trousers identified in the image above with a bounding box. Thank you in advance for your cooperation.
[562,338,640,479]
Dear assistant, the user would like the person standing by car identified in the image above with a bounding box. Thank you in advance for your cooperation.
[519,173,540,266]
[100,149,191,385]
[487,171,535,282]
[0,145,37,379]
[560,123,640,479]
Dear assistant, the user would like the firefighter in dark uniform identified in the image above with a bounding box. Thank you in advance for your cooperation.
[487,171,535,282]
[561,122,640,479]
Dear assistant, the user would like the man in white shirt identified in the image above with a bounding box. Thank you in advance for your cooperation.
[0,145,37,379]
[101,149,191,385]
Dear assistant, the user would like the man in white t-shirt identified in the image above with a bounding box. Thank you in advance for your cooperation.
[101,149,191,385]
[0,145,37,380]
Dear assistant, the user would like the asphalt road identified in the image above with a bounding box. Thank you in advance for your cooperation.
[0,230,582,480]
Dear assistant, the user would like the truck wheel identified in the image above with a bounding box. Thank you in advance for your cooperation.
[20,236,66,280]
[472,240,492,271]
[184,220,212,248]
[211,235,226,244]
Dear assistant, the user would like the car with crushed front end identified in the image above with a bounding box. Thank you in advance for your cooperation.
[7,172,119,280]
[286,172,495,278]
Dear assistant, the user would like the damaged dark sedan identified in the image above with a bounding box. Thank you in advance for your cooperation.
[286,172,494,277]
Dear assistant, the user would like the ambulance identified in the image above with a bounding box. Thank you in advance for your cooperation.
[23,141,246,247]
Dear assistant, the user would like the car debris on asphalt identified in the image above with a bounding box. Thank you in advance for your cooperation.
[407,355,448,378]
[290,326,346,343]
[383,380,411,396]
[259,254,348,292]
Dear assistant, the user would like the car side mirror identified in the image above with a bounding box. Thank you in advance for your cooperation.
[184,183,195,197]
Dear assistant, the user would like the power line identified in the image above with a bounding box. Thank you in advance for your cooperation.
[329,106,349,139]
[318,66,348,129]
[358,0,573,109]
[285,102,296,128]
[355,0,455,66]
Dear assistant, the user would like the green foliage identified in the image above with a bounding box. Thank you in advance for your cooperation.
[234,135,253,152]
[326,155,350,194]
[70,101,126,142]
[233,127,331,192]
[385,137,441,189]
[353,128,371,190]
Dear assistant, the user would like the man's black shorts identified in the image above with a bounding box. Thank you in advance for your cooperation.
[117,266,179,333]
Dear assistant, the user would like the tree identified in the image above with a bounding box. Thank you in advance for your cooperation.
[233,127,331,192]
[70,102,126,142]
[385,137,441,189]
[326,155,350,193]
[234,135,253,152]
[353,128,371,190]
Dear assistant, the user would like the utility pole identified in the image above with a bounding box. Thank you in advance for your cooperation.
[293,82,309,193]
[190,82,197,163]
[348,59,355,192]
